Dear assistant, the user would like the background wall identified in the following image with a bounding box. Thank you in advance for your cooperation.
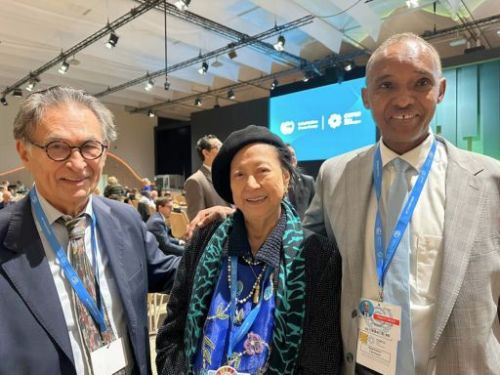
[0,100,156,190]
[432,59,500,160]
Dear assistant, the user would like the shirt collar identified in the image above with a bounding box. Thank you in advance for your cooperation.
[225,209,284,270]
[34,185,94,224]
[202,164,211,172]
[379,131,434,172]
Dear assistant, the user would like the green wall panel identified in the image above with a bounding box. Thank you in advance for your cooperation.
[434,60,500,160]
[434,70,457,143]
[456,65,479,150]
[479,61,500,160]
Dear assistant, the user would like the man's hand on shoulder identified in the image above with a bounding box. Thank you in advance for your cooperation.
[186,206,235,239]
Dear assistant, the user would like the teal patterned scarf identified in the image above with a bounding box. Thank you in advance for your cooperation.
[184,199,306,374]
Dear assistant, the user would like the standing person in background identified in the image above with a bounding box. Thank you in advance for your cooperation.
[286,144,315,220]
[0,86,179,375]
[184,134,230,220]
[304,33,499,374]
[147,196,184,256]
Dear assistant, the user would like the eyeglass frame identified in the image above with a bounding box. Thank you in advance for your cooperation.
[27,139,109,161]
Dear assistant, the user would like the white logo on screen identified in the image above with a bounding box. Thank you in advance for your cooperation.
[328,111,362,129]
[280,121,295,135]
[328,113,342,129]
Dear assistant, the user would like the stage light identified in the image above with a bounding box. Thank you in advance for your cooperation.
[228,49,237,59]
[227,89,235,100]
[106,32,119,49]
[270,79,279,90]
[0,97,7,106]
[302,71,313,82]
[449,38,467,47]
[26,77,40,92]
[273,35,285,52]
[58,60,69,74]
[12,88,23,97]
[344,62,353,72]
[212,59,223,68]
[195,97,202,106]
[164,77,171,90]
[144,79,154,91]
[174,0,190,11]
[198,61,208,75]
[148,110,155,117]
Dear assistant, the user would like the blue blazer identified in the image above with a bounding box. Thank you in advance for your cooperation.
[146,212,184,256]
[0,195,180,375]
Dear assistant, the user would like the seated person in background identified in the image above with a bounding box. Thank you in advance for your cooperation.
[156,125,342,375]
[0,190,14,209]
[286,144,315,220]
[141,177,153,194]
[147,197,185,256]
[138,190,155,222]
[103,175,126,199]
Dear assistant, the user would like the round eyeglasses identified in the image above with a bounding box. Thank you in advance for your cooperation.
[29,139,108,161]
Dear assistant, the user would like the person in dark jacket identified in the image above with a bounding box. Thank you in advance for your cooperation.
[156,125,342,375]
[147,196,185,256]
[286,144,315,220]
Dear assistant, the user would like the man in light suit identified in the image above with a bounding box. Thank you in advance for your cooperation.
[286,144,315,220]
[146,196,184,256]
[0,86,180,374]
[304,33,499,374]
[184,134,230,220]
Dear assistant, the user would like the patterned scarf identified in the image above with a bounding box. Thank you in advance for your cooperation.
[184,199,306,374]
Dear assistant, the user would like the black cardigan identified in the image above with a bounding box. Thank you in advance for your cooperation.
[156,219,343,375]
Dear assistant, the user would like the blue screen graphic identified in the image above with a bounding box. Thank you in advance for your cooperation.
[269,77,376,161]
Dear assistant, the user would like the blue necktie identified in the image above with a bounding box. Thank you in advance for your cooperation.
[383,158,415,374]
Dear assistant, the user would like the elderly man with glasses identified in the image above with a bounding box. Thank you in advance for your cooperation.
[0,86,180,375]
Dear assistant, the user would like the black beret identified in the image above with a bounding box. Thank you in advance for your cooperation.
[212,125,287,204]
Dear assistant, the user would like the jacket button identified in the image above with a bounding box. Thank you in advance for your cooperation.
[351,309,358,318]
[346,352,354,363]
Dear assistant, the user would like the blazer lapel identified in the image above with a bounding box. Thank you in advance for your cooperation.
[92,198,139,337]
[1,197,74,364]
[430,140,485,353]
[341,148,375,301]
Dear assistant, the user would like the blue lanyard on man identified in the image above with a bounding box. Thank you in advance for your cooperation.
[226,256,273,360]
[372,140,437,301]
[29,188,107,332]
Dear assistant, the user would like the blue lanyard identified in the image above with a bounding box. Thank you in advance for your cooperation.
[373,140,436,295]
[227,256,273,359]
[30,189,107,332]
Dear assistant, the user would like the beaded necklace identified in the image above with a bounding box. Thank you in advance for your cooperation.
[227,258,267,305]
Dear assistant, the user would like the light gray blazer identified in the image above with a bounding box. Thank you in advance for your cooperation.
[303,136,500,374]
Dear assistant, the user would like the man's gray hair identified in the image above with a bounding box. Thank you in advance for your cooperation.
[366,32,442,79]
[13,86,117,143]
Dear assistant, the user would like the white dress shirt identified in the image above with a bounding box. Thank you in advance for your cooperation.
[32,188,132,374]
[362,134,447,374]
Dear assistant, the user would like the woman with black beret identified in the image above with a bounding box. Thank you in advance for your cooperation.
[156,125,342,375]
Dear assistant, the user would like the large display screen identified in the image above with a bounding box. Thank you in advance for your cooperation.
[269,77,376,161]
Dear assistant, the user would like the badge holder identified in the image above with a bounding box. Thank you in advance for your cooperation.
[355,298,401,375]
